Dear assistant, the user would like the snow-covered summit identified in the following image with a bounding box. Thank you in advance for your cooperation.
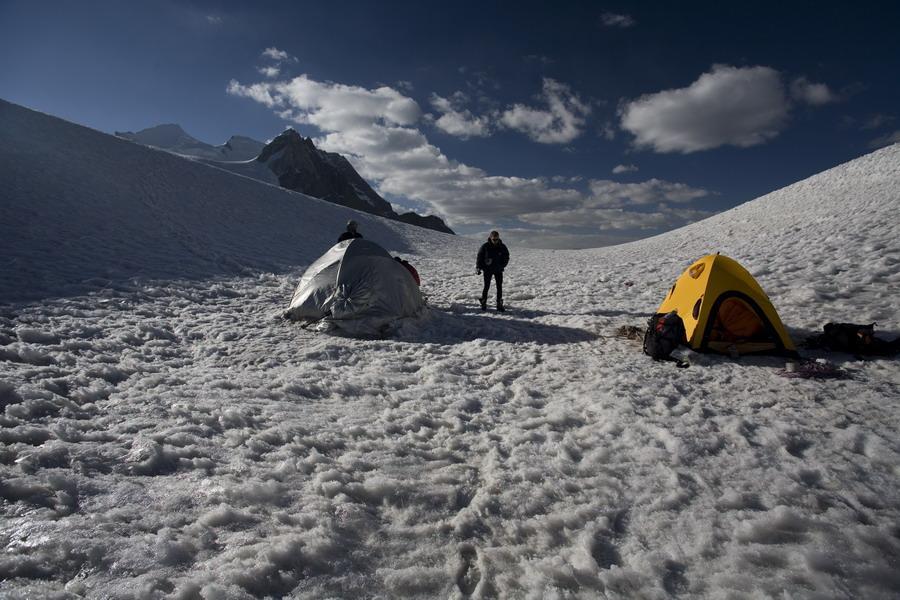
[2,98,899,599]
[115,122,265,161]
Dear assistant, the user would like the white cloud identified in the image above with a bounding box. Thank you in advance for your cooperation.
[861,114,895,130]
[601,13,636,28]
[521,207,666,229]
[600,121,616,140]
[620,64,789,153]
[206,15,223,25]
[500,78,591,144]
[550,175,583,184]
[868,130,900,149]
[229,75,421,130]
[257,66,280,78]
[524,54,555,65]
[520,203,714,232]
[262,47,289,61]
[228,71,712,240]
[429,93,491,139]
[612,164,638,174]
[474,227,635,250]
[790,77,836,106]
[588,178,709,207]
[228,75,580,223]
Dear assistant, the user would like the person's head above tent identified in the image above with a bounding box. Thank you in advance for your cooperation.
[284,239,425,336]
[337,219,363,242]
[656,253,797,357]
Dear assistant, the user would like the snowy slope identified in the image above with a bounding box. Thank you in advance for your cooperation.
[0,99,460,304]
[1,98,899,599]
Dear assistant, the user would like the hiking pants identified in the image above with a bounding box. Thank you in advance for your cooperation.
[481,270,503,303]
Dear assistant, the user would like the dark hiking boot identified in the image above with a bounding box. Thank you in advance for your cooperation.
[497,301,505,312]
[479,298,487,310]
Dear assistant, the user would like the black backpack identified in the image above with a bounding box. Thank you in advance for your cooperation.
[815,322,899,356]
[643,311,686,360]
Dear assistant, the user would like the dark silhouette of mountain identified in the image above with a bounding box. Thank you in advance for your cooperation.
[257,129,395,217]
[256,129,453,234]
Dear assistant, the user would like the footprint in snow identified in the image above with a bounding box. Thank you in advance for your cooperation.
[456,544,481,596]
[785,436,812,458]
[662,559,689,596]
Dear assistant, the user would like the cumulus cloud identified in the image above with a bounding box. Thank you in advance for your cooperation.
[429,93,491,139]
[620,64,789,153]
[520,203,714,231]
[612,164,638,174]
[868,130,900,149]
[520,201,715,235]
[262,47,290,61]
[524,54,555,65]
[600,121,616,140]
[601,13,636,28]
[228,75,580,223]
[228,68,712,240]
[550,175,583,184]
[790,77,836,106]
[500,78,591,144]
[861,114,895,130]
[228,76,421,129]
[476,227,636,250]
[587,178,709,208]
[257,66,280,78]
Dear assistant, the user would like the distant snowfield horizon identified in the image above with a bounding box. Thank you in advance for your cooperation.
[1,98,899,599]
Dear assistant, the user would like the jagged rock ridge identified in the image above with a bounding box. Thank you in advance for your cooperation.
[257,129,395,217]
[256,129,453,234]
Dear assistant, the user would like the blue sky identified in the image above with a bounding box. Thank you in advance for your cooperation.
[2,1,899,248]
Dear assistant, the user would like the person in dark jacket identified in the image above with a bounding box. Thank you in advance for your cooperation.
[338,220,363,242]
[476,230,509,311]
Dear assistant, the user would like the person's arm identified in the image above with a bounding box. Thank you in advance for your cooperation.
[476,245,485,271]
[500,245,510,269]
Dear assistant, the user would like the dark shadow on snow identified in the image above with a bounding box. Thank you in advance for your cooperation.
[439,302,649,321]
[396,306,599,346]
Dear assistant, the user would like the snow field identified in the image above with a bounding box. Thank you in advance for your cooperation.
[1,100,899,598]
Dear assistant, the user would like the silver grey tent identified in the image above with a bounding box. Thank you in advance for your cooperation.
[285,239,425,335]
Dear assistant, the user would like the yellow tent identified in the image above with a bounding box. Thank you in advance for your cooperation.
[657,254,797,356]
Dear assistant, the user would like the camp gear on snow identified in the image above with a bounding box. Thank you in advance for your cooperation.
[615,325,644,341]
[805,322,899,356]
[643,311,687,361]
[656,254,797,357]
[777,359,846,379]
[284,239,425,335]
